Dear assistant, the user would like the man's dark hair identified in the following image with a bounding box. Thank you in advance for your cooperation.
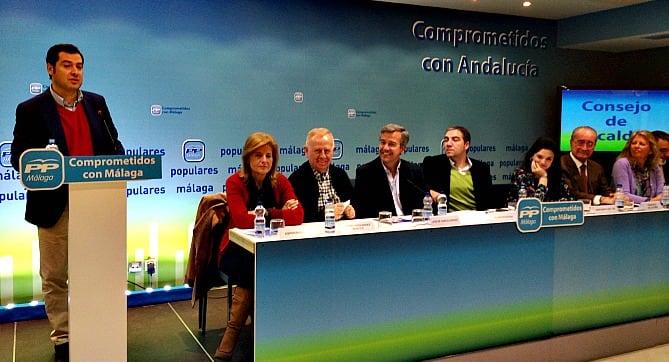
[652,130,669,142]
[447,126,471,144]
[46,43,84,67]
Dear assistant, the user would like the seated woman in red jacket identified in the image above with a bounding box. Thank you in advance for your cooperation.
[215,132,303,360]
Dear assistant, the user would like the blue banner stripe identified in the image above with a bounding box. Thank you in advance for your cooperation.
[64,155,162,183]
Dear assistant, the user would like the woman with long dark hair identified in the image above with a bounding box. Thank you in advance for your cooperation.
[508,136,572,202]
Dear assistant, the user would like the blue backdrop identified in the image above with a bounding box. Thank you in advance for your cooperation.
[0,0,660,304]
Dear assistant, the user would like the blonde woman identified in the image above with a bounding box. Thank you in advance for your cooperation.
[215,132,303,360]
[612,130,665,204]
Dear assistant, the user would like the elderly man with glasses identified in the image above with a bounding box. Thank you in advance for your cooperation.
[560,126,615,205]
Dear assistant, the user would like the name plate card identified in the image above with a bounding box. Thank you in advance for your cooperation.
[347,220,376,232]
[638,201,662,211]
[589,205,617,214]
[281,228,304,238]
[429,214,461,227]
[490,210,516,221]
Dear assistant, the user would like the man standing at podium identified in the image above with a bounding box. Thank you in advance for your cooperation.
[10,43,124,362]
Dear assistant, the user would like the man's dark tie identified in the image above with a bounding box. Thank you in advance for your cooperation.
[580,164,588,192]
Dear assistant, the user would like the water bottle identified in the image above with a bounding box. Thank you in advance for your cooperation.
[422,192,433,220]
[45,138,59,150]
[614,184,624,210]
[662,185,669,209]
[437,193,448,215]
[518,185,527,199]
[324,198,335,233]
[254,202,265,237]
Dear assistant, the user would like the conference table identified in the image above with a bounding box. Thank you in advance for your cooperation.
[229,205,668,361]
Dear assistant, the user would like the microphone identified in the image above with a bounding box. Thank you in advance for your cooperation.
[98,110,121,154]
[403,176,431,215]
[405,177,426,195]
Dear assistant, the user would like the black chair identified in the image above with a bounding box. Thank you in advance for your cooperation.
[198,270,233,335]
[198,222,234,335]
[491,183,512,208]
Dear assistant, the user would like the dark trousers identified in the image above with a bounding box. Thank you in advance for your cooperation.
[219,242,254,289]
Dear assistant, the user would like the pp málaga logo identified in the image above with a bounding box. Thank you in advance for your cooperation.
[516,198,542,233]
[183,139,205,162]
[19,149,65,190]
[333,139,343,160]
[0,142,11,167]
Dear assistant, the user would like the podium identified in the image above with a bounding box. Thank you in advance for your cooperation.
[68,181,128,361]
[20,150,162,361]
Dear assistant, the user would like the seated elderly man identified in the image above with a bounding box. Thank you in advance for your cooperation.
[289,128,355,223]
[560,126,615,205]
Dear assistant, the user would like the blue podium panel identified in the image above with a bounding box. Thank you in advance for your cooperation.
[253,223,555,361]
[553,211,669,333]
[231,209,668,361]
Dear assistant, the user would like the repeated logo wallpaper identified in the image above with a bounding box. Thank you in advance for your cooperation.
[0,0,589,303]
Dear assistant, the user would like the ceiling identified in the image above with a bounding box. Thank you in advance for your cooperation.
[377,0,651,20]
[376,0,669,52]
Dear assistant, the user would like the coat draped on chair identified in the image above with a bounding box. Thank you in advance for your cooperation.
[186,192,229,308]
